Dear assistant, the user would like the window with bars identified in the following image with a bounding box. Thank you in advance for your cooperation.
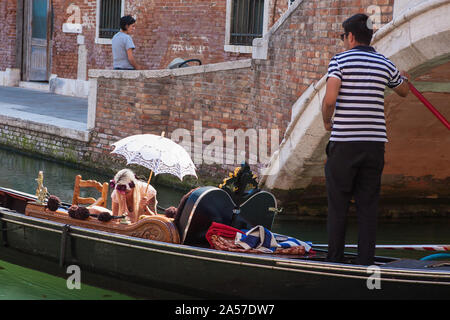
[230,0,265,46]
[98,0,122,39]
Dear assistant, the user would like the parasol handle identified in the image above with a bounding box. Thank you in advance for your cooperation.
[145,170,153,193]
[145,131,166,193]
[409,83,450,130]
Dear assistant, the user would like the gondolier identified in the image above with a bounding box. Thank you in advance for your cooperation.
[322,13,410,265]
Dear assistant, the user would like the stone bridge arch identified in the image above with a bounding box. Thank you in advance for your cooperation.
[260,0,450,216]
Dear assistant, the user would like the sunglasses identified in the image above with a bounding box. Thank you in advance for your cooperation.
[115,182,135,193]
[340,32,348,41]
[110,180,135,193]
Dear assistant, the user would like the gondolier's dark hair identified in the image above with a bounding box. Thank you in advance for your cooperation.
[342,13,373,45]
[120,15,136,31]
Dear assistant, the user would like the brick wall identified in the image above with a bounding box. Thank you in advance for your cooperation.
[50,0,288,79]
[1,0,293,78]
[127,0,245,70]
[0,0,17,70]
[89,62,260,180]
[89,0,395,181]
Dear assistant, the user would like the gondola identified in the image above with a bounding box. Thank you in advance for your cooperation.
[0,184,449,300]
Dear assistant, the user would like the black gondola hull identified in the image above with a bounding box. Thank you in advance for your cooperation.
[0,187,449,299]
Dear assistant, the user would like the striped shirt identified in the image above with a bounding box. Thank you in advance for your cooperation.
[327,45,403,142]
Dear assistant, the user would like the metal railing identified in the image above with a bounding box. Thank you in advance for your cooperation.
[99,0,121,39]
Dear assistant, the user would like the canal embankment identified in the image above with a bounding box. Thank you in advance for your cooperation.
[0,86,92,168]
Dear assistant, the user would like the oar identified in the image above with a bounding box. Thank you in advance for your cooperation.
[312,244,450,251]
[409,82,450,130]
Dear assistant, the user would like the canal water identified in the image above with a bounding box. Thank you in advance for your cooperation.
[0,147,449,299]
[0,258,132,300]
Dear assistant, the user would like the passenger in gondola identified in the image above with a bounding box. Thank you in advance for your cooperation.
[110,169,157,223]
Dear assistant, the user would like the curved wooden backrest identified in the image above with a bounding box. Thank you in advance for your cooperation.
[72,175,109,208]
[25,202,180,244]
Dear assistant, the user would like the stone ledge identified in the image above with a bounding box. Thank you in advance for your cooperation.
[0,115,91,142]
[88,59,253,79]
[0,68,20,87]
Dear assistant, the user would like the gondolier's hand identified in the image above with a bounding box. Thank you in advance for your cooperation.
[323,120,333,131]
[400,71,410,82]
[392,71,410,97]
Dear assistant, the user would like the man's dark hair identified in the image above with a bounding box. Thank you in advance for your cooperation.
[342,14,373,45]
[120,15,136,31]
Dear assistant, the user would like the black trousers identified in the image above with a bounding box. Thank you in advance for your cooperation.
[325,141,385,265]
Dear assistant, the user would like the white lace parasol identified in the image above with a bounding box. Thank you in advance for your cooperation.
[111,134,197,181]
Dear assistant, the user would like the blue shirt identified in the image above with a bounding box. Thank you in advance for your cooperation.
[112,32,135,69]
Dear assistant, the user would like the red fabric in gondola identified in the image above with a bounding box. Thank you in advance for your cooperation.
[209,234,307,256]
[205,222,244,248]
[206,222,307,256]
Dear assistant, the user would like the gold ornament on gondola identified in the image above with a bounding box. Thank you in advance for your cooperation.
[35,171,48,205]
[218,162,259,206]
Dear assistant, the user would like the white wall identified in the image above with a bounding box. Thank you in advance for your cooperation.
[394,0,430,18]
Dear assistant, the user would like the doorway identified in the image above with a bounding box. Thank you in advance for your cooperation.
[23,0,52,82]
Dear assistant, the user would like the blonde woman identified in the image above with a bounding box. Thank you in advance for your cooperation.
[110,169,157,223]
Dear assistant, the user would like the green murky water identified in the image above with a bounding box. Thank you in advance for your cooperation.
[0,147,448,299]
[0,259,132,300]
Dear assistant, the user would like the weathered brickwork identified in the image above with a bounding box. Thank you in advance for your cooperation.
[0,0,17,70]
[0,123,88,165]
[90,65,259,179]
[1,0,294,78]
[2,0,393,80]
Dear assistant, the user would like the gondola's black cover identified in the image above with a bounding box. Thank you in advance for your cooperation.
[176,186,277,246]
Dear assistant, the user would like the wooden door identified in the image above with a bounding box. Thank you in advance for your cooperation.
[24,0,51,81]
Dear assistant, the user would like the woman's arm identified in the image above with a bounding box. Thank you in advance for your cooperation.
[139,196,157,216]
[112,201,119,216]
[148,197,157,215]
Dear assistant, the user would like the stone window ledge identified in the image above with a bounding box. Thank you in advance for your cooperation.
[95,38,112,45]
[224,45,253,54]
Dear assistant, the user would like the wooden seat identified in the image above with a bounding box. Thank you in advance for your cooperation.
[72,175,108,208]
[25,202,180,244]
